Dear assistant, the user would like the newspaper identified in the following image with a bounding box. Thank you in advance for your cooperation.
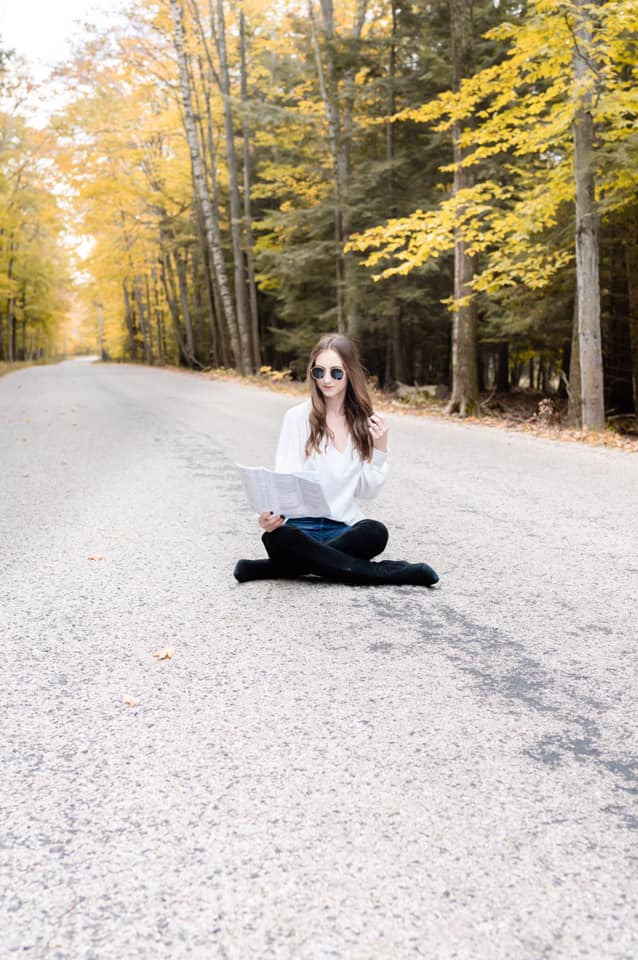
[237,465,330,518]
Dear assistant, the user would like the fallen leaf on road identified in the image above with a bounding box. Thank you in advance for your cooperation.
[87,554,105,560]
[123,696,140,707]
[152,646,175,661]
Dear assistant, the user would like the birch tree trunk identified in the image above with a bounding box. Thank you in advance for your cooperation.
[169,0,242,370]
[186,6,226,366]
[200,106,235,367]
[572,0,604,430]
[239,11,261,371]
[190,37,239,368]
[214,0,253,373]
[446,0,479,415]
[188,55,227,367]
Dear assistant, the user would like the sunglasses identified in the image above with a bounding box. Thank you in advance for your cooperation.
[311,366,345,381]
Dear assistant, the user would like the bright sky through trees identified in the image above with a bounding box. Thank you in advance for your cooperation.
[0,1,127,79]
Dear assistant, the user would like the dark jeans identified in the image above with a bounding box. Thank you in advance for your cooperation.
[285,516,349,543]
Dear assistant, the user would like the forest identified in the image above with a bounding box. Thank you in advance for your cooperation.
[1,0,637,430]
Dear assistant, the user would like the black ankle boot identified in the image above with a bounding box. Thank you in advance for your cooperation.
[370,560,439,587]
[233,559,300,582]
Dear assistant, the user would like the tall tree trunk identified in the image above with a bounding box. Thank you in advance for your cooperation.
[0,288,4,361]
[386,0,405,382]
[446,0,479,416]
[192,48,237,368]
[122,281,139,361]
[133,277,153,364]
[19,284,27,361]
[309,1,345,332]
[150,267,166,367]
[200,89,232,367]
[186,63,223,367]
[192,197,220,366]
[568,295,582,426]
[97,302,105,361]
[6,243,15,362]
[190,246,204,360]
[169,0,242,370]
[213,0,253,373]
[309,0,368,337]
[7,295,15,362]
[2,242,15,361]
[144,274,157,365]
[239,10,261,370]
[572,0,604,430]
[188,15,234,368]
[625,232,638,415]
[340,1,368,338]
[160,252,190,365]
[174,248,199,366]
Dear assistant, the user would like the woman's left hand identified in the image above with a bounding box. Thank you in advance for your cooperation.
[368,412,388,452]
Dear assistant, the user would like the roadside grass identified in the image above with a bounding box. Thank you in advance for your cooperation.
[0,359,62,378]
[0,361,36,378]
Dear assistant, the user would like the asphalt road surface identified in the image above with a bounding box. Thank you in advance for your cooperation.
[2,358,637,960]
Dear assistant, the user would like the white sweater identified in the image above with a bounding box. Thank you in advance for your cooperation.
[274,400,388,525]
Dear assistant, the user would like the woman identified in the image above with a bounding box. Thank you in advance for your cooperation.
[234,333,439,587]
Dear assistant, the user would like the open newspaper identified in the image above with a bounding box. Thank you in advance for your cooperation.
[237,465,330,518]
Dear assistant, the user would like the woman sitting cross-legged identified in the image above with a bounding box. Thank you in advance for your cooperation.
[234,333,439,587]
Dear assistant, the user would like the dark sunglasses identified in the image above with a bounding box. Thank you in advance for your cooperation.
[311,366,345,381]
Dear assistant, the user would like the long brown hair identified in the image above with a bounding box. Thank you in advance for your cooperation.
[305,333,374,462]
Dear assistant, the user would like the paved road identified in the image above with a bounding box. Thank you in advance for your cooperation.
[2,358,637,960]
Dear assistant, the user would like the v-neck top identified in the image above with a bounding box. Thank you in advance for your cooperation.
[274,400,388,524]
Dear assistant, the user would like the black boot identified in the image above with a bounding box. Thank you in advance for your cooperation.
[263,527,439,587]
[233,559,301,583]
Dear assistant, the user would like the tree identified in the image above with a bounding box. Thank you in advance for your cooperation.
[349,0,638,426]
[169,0,243,369]
[447,0,479,414]
[572,0,604,429]
[0,67,70,361]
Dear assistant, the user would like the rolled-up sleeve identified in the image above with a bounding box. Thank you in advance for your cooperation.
[355,448,389,499]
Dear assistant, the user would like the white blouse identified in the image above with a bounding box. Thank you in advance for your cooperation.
[274,400,388,525]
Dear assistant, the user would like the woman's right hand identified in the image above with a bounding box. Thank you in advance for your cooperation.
[258,511,285,532]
